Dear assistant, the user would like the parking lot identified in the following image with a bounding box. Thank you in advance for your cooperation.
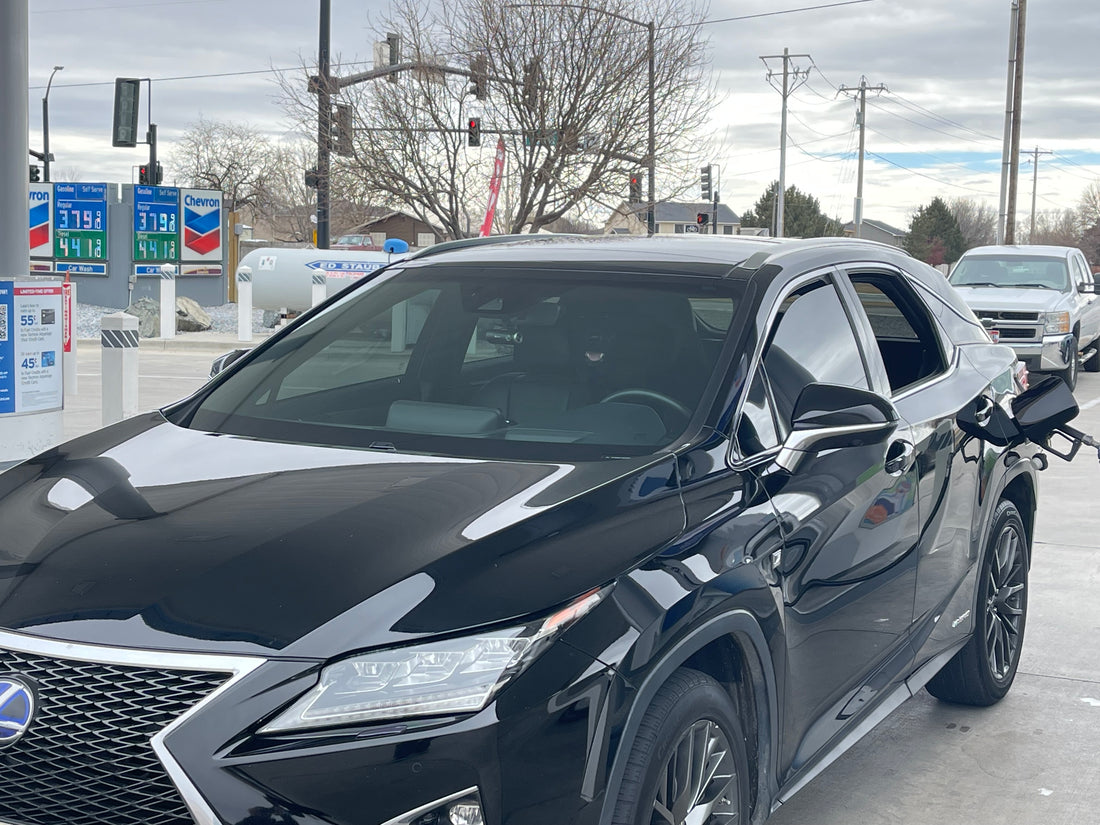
[61,337,1100,824]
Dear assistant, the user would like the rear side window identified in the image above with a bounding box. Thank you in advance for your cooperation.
[850,276,946,394]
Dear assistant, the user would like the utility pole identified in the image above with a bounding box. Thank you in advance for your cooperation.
[314,0,332,250]
[996,1,1020,244]
[761,48,811,238]
[839,76,887,239]
[1004,0,1028,245]
[42,65,63,182]
[1025,146,1051,242]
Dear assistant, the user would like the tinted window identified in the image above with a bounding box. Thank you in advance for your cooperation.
[736,369,780,456]
[177,267,743,460]
[763,280,869,427]
[851,277,946,393]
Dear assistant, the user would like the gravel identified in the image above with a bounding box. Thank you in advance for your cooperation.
[75,302,265,339]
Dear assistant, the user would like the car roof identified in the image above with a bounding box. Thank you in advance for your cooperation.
[399,234,910,279]
[961,245,1076,258]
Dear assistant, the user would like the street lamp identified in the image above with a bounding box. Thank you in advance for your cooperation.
[505,3,656,236]
[42,65,63,182]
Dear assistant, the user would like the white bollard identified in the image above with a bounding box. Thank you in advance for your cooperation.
[237,265,253,342]
[101,312,140,426]
[159,264,177,339]
[311,272,326,308]
[62,281,78,397]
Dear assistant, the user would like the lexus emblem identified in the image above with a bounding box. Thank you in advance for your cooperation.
[0,677,36,747]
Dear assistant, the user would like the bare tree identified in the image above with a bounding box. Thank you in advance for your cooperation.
[1077,181,1100,233]
[1028,209,1079,247]
[277,0,713,237]
[949,197,996,250]
[170,118,279,215]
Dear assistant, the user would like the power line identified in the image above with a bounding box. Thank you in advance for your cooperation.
[867,98,996,147]
[886,93,1000,142]
[863,124,998,177]
[867,151,997,197]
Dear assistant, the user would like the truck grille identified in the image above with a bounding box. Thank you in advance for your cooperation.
[996,327,1037,340]
[0,646,229,825]
[977,310,1041,322]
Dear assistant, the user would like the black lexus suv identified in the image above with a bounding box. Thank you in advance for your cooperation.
[0,236,1041,825]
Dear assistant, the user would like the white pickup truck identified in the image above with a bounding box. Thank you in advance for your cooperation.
[948,244,1100,390]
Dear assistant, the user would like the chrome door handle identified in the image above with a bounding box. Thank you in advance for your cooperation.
[884,440,915,476]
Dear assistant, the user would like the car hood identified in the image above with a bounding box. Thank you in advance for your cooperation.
[950,285,1068,313]
[0,413,683,658]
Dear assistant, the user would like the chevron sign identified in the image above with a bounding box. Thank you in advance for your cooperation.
[29,183,53,257]
[181,189,222,261]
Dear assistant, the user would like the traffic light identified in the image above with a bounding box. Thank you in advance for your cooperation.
[332,103,354,157]
[470,54,489,101]
[629,172,642,203]
[139,162,164,185]
[29,164,41,183]
[696,212,709,226]
[701,165,712,201]
[468,116,481,147]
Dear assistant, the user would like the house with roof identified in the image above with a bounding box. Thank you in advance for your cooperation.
[605,201,742,236]
[342,210,445,249]
[842,218,907,248]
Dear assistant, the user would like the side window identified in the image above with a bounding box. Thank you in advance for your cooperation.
[850,275,947,394]
[1072,254,1091,288]
[762,279,870,428]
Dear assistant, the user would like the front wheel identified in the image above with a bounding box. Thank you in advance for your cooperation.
[926,499,1029,706]
[612,669,750,825]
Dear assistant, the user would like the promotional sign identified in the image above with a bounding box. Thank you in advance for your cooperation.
[0,283,64,415]
[54,183,108,261]
[479,138,507,237]
[180,264,223,277]
[29,183,53,258]
[134,185,180,262]
[181,189,223,262]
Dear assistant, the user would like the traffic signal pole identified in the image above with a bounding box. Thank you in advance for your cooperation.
[316,0,332,250]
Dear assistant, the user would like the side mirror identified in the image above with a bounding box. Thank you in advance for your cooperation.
[209,348,249,378]
[776,383,898,472]
[1077,281,1094,294]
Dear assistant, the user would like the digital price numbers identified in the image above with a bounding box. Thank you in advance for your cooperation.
[54,183,108,260]
[134,186,181,262]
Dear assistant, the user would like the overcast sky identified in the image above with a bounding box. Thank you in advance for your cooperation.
[26,0,1100,229]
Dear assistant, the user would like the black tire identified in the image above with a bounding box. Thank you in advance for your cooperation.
[1085,339,1100,373]
[1059,335,1079,390]
[612,668,750,825]
[927,499,1029,706]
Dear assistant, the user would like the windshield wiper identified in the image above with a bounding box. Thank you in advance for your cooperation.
[1010,282,1059,289]
[954,281,1002,288]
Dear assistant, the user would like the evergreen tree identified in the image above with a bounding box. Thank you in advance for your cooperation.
[741,181,843,238]
[904,197,966,265]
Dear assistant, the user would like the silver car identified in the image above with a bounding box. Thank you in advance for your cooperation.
[948,244,1100,389]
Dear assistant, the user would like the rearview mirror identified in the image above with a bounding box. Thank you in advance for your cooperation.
[776,383,898,472]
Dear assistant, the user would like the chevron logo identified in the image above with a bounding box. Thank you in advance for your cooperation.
[184,205,220,256]
[29,201,49,250]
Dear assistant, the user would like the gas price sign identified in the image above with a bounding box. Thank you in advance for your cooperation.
[54,183,108,260]
[134,185,180,262]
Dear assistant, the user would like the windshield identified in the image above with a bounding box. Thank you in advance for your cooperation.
[949,255,1070,291]
[335,235,365,245]
[174,265,743,460]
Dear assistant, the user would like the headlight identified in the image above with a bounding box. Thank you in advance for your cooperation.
[261,589,606,732]
[1043,311,1071,334]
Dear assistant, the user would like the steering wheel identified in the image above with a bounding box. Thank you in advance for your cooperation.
[600,389,693,431]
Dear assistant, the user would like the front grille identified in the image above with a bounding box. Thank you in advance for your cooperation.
[978,310,1041,322]
[997,327,1038,340]
[0,647,229,825]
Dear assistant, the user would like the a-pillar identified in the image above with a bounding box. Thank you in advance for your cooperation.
[101,312,139,426]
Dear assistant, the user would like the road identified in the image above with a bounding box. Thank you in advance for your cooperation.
[51,342,1100,824]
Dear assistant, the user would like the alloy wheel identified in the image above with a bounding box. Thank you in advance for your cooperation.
[985,523,1026,681]
[651,719,740,825]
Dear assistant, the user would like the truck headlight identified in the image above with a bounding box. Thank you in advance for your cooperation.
[1043,311,1071,334]
[260,589,606,732]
